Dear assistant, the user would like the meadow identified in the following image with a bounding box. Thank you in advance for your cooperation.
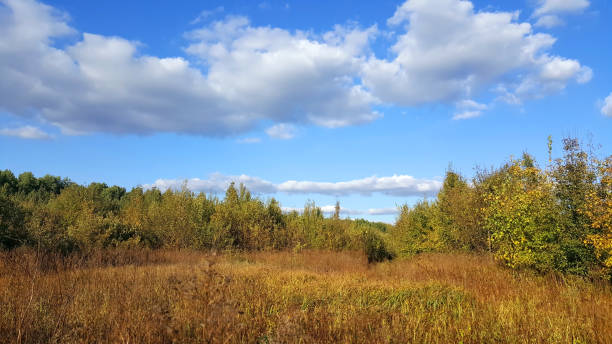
[2,137,612,342]
[1,249,611,344]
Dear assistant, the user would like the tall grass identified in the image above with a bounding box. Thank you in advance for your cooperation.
[1,250,611,343]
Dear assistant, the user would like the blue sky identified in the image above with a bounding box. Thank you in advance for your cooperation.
[1,0,611,222]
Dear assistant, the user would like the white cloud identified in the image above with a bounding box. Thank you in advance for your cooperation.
[0,0,380,137]
[281,206,398,216]
[602,93,612,117]
[367,207,399,215]
[275,175,441,196]
[453,111,481,120]
[0,0,592,135]
[145,173,442,197]
[319,205,363,216]
[363,0,591,108]
[0,125,52,139]
[190,6,224,25]
[185,17,380,129]
[534,15,563,28]
[453,99,487,120]
[534,0,589,17]
[455,99,487,111]
[532,0,589,28]
[266,123,296,139]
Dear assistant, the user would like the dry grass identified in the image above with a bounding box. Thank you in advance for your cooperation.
[1,250,611,343]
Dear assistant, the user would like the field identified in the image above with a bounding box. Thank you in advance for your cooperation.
[1,250,611,344]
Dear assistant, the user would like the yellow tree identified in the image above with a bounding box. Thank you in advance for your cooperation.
[482,161,563,271]
[583,157,612,277]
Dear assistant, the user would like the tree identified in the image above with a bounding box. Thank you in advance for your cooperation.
[583,156,612,278]
[482,160,564,272]
[549,138,598,274]
[393,201,440,255]
[0,170,18,194]
[333,201,341,220]
[0,194,27,249]
[18,172,38,194]
[436,169,486,251]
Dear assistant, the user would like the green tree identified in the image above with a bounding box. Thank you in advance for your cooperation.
[482,160,564,272]
[436,169,486,251]
[17,172,39,195]
[0,170,18,194]
[0,194,27,249]
[393,201,440,256]
[549,138,598,274]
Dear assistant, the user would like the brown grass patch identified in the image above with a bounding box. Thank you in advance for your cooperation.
[1,250,610,343]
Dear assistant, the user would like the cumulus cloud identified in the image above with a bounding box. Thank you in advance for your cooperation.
[185,17,380,129]
[453,99,487,120]
[144,173,442,197]
[532,0,590,28]
[602,93,612,117]
[0,0,592,134]
[0,0,379,136]
[266,123,296,139]
[533,0,589,17]
[0,125,52,139]
[363,0,591,108]
[453,111,481,120]
[534,15,564,28]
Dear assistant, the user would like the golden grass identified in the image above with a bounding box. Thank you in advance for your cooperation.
[1,250,611,343]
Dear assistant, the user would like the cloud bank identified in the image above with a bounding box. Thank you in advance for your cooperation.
[0,0,592,135]
[144,173,442,197]
[282,206,399,217]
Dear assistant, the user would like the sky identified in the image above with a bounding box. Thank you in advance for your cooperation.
[0,0,611,223]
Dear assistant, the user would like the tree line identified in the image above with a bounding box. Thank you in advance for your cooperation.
[0,171,393,262]
[391,137,612,279]
[1,136,611,278]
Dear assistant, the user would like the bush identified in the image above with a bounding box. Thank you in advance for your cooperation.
[0,194,27,249]
[393,201,441,256]
[362,229,394,263]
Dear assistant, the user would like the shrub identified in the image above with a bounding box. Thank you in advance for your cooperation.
[361,229,394,263]
[481,160,565,272]
[0,193,27,249]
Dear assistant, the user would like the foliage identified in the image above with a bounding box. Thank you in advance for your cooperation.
[436,170,487,251]
[0,172,392,263]
[1,135,611,278]
[361,229,394,263]
[0,193,26,249]
[549,138,598,274]
[393,201,441,255]
[583,157,612,278]
[391,137,610,277]
[481,160,564,272]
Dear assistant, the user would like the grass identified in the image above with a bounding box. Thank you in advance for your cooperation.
[1,250,611,343]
